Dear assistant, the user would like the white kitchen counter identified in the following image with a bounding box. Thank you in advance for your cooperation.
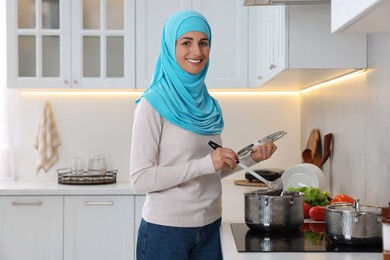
[0,179,383,259]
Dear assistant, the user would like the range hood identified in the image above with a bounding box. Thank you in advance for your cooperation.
[244,0,330,6]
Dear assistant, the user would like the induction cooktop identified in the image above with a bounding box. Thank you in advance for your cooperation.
[230,223,383,253]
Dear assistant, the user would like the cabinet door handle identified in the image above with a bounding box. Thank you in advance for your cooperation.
[12,201,43,206]
[269,64,276,70]
[83,201,114,206]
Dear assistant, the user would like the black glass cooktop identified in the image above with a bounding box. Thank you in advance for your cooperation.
[231,223,383,253]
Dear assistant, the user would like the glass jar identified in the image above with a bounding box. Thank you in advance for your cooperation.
[87,150,107,175]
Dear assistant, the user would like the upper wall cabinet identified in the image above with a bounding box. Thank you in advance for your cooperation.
[135,0,249,89]
[194,1,249,89]
[8,0,250,89]
[248,4,367,91]
[7,0,135,89]
[331,0,390,33]
[135,0,192,89]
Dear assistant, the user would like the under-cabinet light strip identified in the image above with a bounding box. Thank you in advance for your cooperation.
[300,68,367,94]
[20,69,366,96]
[20,89,298,96]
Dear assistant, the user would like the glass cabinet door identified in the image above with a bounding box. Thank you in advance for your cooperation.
[72,0,135,88]
[7,0,135,89]
[8,0,71,88]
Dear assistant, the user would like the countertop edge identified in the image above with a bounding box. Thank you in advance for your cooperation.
[0,180,140,195]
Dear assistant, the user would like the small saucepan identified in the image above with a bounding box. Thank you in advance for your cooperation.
[325,199,382,246]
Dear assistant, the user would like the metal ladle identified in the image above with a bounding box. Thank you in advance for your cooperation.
[208,141,283,196]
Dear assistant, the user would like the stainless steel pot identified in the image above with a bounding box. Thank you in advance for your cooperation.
[325,200,382,245]
[244,190,304,232]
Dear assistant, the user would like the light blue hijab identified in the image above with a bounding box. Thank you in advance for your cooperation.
[136,10,224,135]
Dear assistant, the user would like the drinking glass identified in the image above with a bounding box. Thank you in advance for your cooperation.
[67,157,84,175]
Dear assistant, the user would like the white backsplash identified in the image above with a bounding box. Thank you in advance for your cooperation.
[14,92,301,182]
[301,32,390,207]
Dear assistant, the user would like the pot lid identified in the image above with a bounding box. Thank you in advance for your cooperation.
[326,201,381,215]
[237,131,287,158]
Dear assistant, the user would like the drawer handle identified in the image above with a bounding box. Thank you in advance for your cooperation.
[12,201,43,206]
[83,201,114,206]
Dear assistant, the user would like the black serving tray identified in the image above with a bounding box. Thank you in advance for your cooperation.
[57,168,117,185]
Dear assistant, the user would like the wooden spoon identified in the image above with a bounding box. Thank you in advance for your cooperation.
[302,129,322,163]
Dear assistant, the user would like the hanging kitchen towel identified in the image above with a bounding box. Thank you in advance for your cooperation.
[33,101,61,173]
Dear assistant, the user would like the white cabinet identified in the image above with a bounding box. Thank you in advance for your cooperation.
[249,4,367,90]
[249,6,286,89]
[331,0,390,33]
[135,0,191,89]
[135,0,249,89]
[0,194,142,260]
[64,196,134,260]
[7,0,135,89]
[0,196,63,260]
[193,1,249,89]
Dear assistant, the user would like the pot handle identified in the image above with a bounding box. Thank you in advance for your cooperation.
[353,199,360,212]
[263,197,269,207]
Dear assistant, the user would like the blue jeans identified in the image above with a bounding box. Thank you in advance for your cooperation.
[136,218,223,260]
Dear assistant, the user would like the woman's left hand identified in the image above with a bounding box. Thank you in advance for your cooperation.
[250,142,277,163]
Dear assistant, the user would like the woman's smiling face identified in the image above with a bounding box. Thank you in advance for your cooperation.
[175,31,210,75]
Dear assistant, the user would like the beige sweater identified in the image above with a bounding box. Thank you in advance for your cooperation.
[130,99,256,227]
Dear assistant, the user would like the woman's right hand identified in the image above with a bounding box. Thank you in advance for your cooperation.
[210,147,239,171]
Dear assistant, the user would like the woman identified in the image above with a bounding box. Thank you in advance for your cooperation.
[130,10,277,260]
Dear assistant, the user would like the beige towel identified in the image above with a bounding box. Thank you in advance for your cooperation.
[33,101,61,173]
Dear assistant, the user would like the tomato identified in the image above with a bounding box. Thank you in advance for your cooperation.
[300,223,311,232]
[303,202,311,218]
[330,194,354,204]
[309,206,325,221]
[309,223,326,233]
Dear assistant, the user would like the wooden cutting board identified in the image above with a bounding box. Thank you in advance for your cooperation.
[234,179,267,187]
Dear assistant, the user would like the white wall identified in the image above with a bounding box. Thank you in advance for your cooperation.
[301,32,390,207]
[14,91,301,181]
